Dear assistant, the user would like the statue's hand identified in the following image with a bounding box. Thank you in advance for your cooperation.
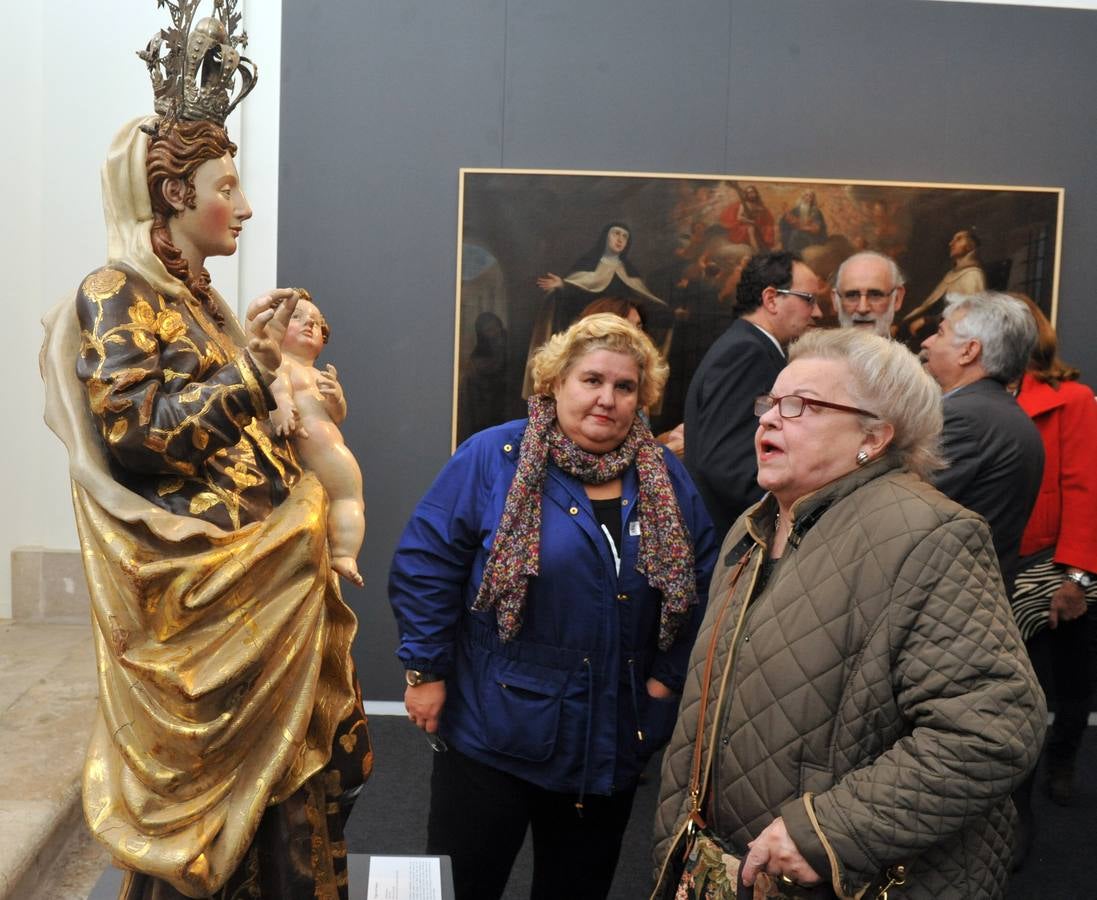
[271,402,306,439]
[246,288,299,372]
[317,364,347,423]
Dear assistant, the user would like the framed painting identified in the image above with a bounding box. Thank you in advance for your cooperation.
[452,168,1063,447]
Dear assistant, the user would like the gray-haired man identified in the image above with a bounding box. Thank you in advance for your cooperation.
[833,250,905,338]
[921,291,1044,595]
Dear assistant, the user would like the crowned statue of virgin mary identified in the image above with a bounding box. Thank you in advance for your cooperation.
[40,2,371,896]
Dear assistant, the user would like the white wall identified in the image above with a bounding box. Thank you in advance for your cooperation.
[3,1,281,618]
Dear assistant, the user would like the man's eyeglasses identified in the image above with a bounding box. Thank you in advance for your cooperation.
[754,394,879,419]
[774,288,819,306]
[835,288,897,307]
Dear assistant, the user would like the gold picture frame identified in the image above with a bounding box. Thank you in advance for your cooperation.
[453,168,1064,447]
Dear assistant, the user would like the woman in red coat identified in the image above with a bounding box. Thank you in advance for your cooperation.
[1014,296,1097,812]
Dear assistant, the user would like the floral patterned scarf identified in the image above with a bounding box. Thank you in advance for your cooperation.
[472,394,696,651]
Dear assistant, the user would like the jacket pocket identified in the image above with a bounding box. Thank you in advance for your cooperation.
[799,760,835,796]
[639,693,682,755]
[476,655,569,762]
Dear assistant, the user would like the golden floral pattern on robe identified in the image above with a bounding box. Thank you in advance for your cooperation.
[75,264,301,529]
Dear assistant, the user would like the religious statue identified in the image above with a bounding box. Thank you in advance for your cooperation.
[270,290,366,587]
[40,2,371,896]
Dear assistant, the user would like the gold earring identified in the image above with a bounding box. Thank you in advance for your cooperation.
[856,449,870,466]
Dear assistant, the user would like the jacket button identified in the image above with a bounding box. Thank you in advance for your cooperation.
[621,498,629,506]
[569,506,579,515]
[617,593,628,601]
[503,443,512,452]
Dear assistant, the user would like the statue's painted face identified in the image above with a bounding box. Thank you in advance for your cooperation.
[283,299,327,361]
[170,153,252,262]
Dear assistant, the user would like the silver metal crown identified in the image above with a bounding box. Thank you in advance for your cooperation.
[137,0,257,127]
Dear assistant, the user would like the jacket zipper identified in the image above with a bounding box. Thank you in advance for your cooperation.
[627,656,644,742]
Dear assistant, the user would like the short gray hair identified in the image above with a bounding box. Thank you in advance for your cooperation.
[944,292,1037,384]
[789,328,943,478]
[833,251,905,291]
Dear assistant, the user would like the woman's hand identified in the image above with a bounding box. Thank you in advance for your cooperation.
[405,681,446,734]
[536,273,564,293]
[245,288,299,372]
[740,816,822,888]
[1049,580,1087,628]
[317,364,347,423]
[646,677,673,699]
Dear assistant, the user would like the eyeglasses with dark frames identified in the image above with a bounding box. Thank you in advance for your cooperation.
[774,288,819,306]
[754,393,879,420]
[835,288,898,306]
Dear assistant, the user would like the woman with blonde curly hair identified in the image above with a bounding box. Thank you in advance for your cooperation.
[389,313,717,900]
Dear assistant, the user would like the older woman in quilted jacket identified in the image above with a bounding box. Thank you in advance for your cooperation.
[652,328,1045,900]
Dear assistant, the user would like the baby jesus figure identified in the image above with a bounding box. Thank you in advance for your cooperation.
[271,290,365,586]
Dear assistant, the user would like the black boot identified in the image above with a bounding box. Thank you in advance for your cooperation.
[1045,696,1089,806]
[1046,754,1075,806]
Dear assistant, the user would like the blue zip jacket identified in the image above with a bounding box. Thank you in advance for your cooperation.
[388,419,717,796]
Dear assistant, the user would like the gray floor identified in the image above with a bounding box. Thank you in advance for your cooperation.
[344,716,662,899]
[86,715,1095,898]
[344,717,1097,900]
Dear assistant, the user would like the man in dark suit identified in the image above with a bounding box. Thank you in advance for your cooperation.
[921,291,1044,594]
[684,251,824,538]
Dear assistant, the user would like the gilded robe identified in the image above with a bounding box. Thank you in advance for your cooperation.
[42,116,371,899]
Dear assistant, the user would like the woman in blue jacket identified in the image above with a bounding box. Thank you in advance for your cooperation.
[389,314,717,900]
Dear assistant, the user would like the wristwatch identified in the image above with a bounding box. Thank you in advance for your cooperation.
[1065,569,1094,589]
[405,670,443,687]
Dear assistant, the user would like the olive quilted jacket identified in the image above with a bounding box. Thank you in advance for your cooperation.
[652,458,1046,899]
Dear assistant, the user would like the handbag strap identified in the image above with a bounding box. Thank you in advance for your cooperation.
[688,547,754,818]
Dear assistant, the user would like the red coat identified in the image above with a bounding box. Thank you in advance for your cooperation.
[1017,372,1097,572]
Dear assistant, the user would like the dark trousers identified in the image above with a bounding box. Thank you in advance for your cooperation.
[1014,610,1094,835]
[1026,609,1094,757]
[426,748,637,900]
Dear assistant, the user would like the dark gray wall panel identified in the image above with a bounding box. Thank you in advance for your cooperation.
[280,0,506,695]
[503,0,731,172]
[724,0,1096,367]
[281,0,1097,700]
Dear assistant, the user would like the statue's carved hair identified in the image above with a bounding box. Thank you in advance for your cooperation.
[146,119,237,321]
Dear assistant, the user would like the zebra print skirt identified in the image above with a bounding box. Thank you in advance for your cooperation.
[1012,549,1096,641]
